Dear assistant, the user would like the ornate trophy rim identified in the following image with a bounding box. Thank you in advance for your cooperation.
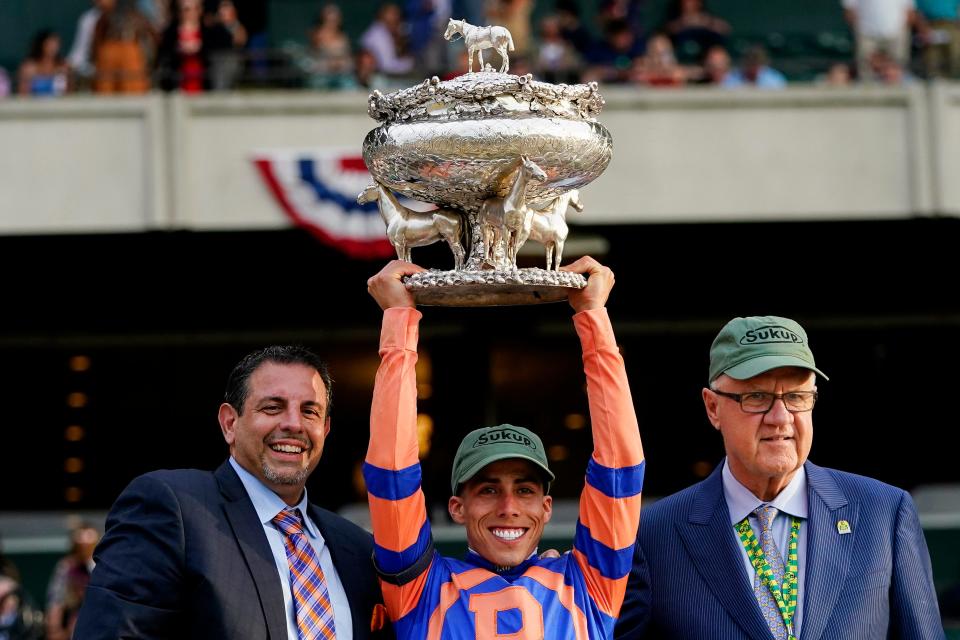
[368,72,605,125]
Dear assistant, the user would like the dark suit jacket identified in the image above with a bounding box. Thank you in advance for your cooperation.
[74,461,392,639]
[615,461,944,640]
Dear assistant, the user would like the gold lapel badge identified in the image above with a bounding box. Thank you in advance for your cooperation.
[837,520,851,535]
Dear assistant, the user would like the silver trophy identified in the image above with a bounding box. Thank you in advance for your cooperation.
[360,19,612,306]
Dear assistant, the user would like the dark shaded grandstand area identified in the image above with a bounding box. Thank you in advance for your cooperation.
[1,218,957,514]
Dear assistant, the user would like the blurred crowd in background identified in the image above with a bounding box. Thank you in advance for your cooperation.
[0,0,958,99]
[1,525,98,640]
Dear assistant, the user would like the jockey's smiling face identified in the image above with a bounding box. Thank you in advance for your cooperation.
[448,459,553,568]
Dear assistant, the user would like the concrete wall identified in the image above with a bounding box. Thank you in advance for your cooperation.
[595,85,933,221]
[0,96,167,233]
[930,82,960,217]
[1,82,957,235]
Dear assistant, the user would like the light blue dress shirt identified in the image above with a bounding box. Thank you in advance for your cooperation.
[722,459,808,636]
[230,457,353,640]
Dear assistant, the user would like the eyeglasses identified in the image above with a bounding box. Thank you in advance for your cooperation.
[710,389,818,414]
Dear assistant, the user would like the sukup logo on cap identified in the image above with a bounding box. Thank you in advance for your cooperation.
[473,427,537,450]
[451,424,555,494]
[709,315,828,383]
[739,325,804,346]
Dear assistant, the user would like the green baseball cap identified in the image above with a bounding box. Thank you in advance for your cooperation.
[451,424,555,495]
[709,315,828,383]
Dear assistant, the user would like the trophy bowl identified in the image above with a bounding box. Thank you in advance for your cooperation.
[364,117,612,214]
[361,67,612,306]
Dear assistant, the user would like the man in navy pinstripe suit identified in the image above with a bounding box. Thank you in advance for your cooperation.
[615,315,944,640]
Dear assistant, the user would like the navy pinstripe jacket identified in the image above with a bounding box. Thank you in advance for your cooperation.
[615,461,944,640]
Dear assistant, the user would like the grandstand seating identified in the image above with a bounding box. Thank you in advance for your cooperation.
[0,0,858,84]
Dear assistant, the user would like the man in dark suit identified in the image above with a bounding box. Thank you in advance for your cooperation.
[75,345,391,639]
[615,315,944,640]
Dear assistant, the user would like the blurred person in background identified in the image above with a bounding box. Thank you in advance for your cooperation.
[506,53,532,76]
[723,44,787,88]
[441,47,470,78]
[0,540,42,640]
[665,0,731,64]
[67,0,111,90]
[0,576,43,640]
[221,0,269,83]
[361,3,415,77]
[821,60,854,84]
[916,0,960,77]
[139,0,172,30]
[0,538,18,583]
[0,576,18,639]
[486,0,534,57]
[869,47,916,81]
[554,0,596,60]
[453,0,484,26]
[698,43,731,84]
[583,17,645,83]
[597,0,645,40]
[0,68,10,98]
[355,48,390,89]
[843,0,919,81]
[157,0,208,92]
[405,0,452,77]
[284,3,355,90]
[92,0,156,93]
[312,3,354,83]
[45,524,99,640]
[18,30,70,97]
[204,0,248,90]
[631,32,687,87]
[536,14,581,83]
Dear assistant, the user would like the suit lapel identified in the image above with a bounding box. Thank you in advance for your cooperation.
[216,462,289,640]
[676,465,774,640]
[798,462,857,640]
[309,504,369,638]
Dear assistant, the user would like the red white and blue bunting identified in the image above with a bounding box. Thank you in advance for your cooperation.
[253,149,395,259]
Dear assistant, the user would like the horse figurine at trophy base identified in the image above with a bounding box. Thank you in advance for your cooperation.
[479,156,547,269]
[527,189,584,271]
[358,182,466,270]
[443,18,515,73]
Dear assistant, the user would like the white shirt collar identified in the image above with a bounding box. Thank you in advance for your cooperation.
[722,458,808,524]
[229,457,322,539]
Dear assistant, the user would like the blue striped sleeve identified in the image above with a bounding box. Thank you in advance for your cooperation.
[363,461,421,501]
[374,519,433,574]
[574,522,636,579]
[586,459,645,498]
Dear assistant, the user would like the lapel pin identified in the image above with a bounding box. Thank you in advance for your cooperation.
[837,520,851,535]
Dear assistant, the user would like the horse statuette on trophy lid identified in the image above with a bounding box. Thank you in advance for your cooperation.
[360,19,611,306]
[443,18,514,73]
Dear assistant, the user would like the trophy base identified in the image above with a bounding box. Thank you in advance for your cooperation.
[405,268,587,307]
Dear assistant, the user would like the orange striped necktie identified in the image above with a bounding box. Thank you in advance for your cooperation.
[272,507,337,639]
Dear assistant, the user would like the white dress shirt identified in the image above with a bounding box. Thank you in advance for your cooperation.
[230,457,353,640]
